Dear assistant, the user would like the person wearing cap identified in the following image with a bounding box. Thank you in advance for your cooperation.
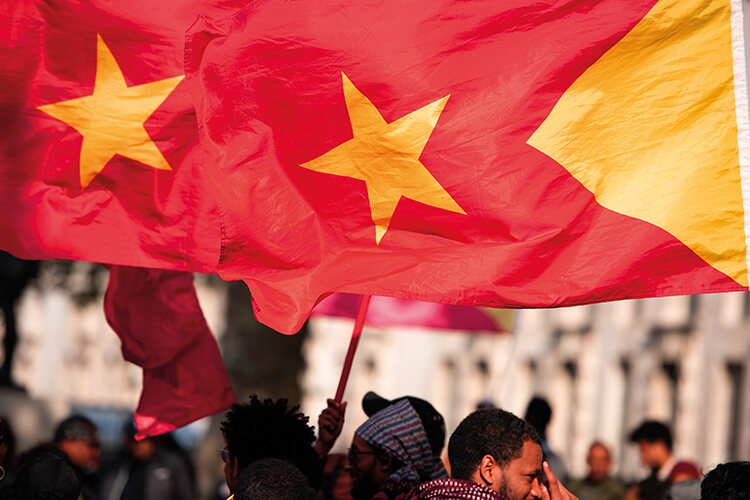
[54,415,101,500]
[349,399,447,499]
[361,392,446,458]
[411,408,578,500]
[314,392,445,462]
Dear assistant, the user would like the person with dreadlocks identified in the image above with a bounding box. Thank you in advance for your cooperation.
[348,399,447,500]
[219,395,322,498]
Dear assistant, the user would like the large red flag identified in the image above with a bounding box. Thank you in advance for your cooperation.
[104,266,237,439]
[0,0,243,271]
[188,0,750,334]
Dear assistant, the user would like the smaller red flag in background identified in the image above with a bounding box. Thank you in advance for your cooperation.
[312,293,512,333]
[104,266,236,439]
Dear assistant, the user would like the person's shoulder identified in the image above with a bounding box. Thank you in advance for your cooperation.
[601,476,626,492]
[565,477,586,490]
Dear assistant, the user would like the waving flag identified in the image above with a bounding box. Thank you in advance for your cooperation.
[0,0,243,271]
[0,0,243,436]
[188,0,750,334]
[104,266,236,438]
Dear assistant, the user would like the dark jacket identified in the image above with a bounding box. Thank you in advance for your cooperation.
[99,448,193,500]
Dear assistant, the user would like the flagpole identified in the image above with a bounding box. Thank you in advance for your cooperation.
[334,294,371,403]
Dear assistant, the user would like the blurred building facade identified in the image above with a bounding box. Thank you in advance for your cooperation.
[301,292,750,481]
[1,262,229,453]
[3,264,750,486]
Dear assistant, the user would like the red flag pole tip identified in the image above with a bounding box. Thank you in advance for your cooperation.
[333,294,371,403]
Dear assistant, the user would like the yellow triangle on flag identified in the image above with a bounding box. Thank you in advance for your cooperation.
[528,0,747,286]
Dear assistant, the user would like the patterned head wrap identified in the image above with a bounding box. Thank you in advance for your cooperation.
[355,399,447,498]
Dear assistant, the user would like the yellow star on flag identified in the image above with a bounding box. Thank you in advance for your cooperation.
[37,34,184,188]
[301,73,465,244]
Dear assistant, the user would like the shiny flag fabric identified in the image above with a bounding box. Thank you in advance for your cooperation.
[188,0,750,334]
[104,266,236,439]
[0,0,243,436]
[0,0,241,272]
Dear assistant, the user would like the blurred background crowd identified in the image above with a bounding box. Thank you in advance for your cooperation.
[1,256,749,499]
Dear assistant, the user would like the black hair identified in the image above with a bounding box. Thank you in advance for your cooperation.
[448,408,541,481]
[524,397,552,436]
[701,461,750,500]
[629,420,673,451]
[234,458,318,500]
[220,395,319,485]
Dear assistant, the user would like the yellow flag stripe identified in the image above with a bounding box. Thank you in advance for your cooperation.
[529,0,748,286]
[730,0,750,283]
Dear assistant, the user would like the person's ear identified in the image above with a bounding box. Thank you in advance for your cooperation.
[478,454,498,487]
[231,456,241,481]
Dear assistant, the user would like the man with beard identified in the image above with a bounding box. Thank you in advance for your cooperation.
[410,408,578,500]
[348,399,447,499]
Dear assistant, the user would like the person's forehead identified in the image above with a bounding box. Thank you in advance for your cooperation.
[351,434,374,451]
[508,440,542,472]
[636,439,659,449]
[67,435,100,446]
[589,444,610,458]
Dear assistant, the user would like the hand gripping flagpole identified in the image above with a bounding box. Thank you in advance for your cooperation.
[334,294,372,403]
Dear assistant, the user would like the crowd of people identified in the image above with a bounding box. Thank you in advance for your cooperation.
[0,394,749,500]
[0,415,195,500]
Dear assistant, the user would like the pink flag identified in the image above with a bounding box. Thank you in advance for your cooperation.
[104,266,236,438]
[312,293,512,333]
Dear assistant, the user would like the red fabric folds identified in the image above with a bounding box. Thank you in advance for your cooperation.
[0,0,247,272]
[1,0,244,437]
[104,265,236,438]
[187,0,745,334]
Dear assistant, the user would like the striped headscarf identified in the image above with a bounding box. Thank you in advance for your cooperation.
[355,399,447,499]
